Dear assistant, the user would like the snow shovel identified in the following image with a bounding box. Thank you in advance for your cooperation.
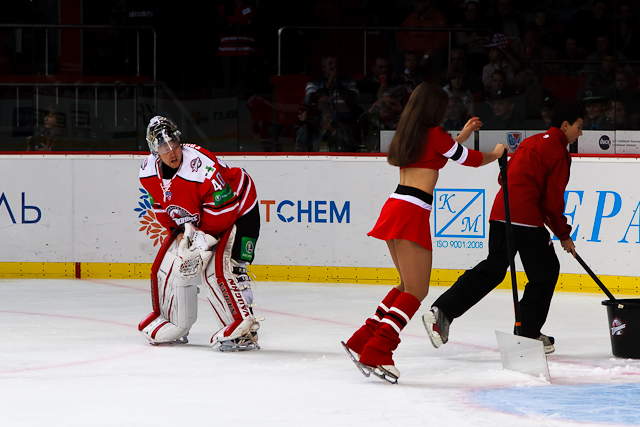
[494,151,551,381]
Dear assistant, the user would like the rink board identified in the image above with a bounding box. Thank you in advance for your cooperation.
[1,154,640,293]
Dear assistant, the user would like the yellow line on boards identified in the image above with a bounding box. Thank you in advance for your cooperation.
[0,263,638,296]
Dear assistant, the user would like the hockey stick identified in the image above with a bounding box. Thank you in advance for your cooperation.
[575,252,617,302]
[499,151,523,336]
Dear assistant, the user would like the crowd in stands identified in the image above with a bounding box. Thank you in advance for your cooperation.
[259,0,640,153]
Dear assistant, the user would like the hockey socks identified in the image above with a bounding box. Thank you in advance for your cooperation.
[346,287,401,355]
[359,292,421,367]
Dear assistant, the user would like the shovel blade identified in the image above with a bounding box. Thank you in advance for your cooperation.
[495,330,551,382]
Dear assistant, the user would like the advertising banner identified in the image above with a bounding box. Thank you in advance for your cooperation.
[1,154,639,278]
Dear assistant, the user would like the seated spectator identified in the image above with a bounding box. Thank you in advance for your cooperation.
[486,0,526,41]
[356,56,402,104]
[295,95,356,152]
[437,47,484,93]
[442,96,472,131]
[580,90,615,130]
[586,53,618,90]
[605,99,628,129]
[403,51,424,94]
[395,0,449,76]
[481,69,508,103]
[305,55,362,145]
[559,36,588,77]
[26,104,65,151]
[525,96,556,130]
[565,0,612,54]
[246,89,281,152]
[581,34,631,77]
[614,70,640,121]
[512,29,562,76]
[483,89,525,130]
[482,34,516,90]
[527,7,560,50]
[357,96,402,152]
[443,67,474,114]
[453,0,491,73]
[616,0,640,61]
[515,67,552,119]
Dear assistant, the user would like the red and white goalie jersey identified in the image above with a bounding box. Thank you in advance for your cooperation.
[140,144,257,238]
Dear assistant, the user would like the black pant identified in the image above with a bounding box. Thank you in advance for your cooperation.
[433,221,560,338]
[231,204,261,263]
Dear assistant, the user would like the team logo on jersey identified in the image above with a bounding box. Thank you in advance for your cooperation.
[134,188,170,247]
[141,158,148,169]
[191,157,202,172]
[166,206,200,227]
[611,317,626,337]
[506,132,523,151]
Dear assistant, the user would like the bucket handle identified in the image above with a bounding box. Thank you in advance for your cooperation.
[575,252,617,302]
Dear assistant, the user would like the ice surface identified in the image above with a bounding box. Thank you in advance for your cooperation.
[1,279,639,427]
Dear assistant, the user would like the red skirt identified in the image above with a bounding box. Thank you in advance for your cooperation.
[368,196,433,251]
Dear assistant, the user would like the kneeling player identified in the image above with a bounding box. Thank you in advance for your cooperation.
[137,116,261,351]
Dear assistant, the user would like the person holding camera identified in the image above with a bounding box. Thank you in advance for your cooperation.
[295,95,355,152]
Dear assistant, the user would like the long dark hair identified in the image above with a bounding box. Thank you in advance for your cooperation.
[387,83,449,166]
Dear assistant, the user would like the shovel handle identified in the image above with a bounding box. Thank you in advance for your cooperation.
[575,252,616,301]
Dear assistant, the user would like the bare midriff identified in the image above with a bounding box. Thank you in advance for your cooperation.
[398,167,438,196]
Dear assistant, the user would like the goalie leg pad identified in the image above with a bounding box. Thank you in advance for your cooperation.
[140,238,199,344]
[205,226,260,350]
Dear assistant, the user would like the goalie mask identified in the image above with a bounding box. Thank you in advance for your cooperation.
[146,116,182,156]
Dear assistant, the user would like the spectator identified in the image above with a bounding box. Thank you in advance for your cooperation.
[614,71,640,122]
[527,7,559,50]
[565,0,612,54]
[26,105,65,151]
[516,67,552,120]
[453,0,491,73]
[605,99,628,129]
[616,0,640,61]
[216,0,258,89]
[296,95,356,152]
[443,67,474,114]
[484,89,525,130]
[357,56,400,104]
[395,0,449,76]
[581,90,615,130]
[246,90,281,152]
[586,53,617,90]
[559,36,588,77]
[482,34,516,90]
[581,34,631,77]
[513,29,562,76]
[305,55,362,142]
[403,51,424,95]
[486,0,526,41]
[357,96,402,152]
[531,0,576,24]
[437,47,484,93]
[481,69,509,103]
[540,97,556,129]
[442,96,472,131]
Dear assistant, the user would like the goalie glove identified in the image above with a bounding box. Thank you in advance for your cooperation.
[178,223,218,278]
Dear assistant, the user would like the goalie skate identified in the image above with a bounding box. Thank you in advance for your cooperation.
[219,331,260,352]
[149,333,189,346]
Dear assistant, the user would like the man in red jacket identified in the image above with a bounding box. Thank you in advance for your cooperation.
[423,103,583,354]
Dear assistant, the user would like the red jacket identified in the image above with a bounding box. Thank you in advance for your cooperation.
[490,127,572,241]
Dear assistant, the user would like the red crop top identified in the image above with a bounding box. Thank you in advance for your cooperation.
[399,126,483,170]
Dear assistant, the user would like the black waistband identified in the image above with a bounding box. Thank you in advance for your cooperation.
[394,185,434,205]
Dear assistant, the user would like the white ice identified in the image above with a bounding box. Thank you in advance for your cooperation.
[1,279,639,427]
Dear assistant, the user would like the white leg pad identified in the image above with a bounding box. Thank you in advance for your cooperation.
[140,239,199,344]
[204,226,259,348]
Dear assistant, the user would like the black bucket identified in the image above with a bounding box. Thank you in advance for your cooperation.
[602,299,640,359]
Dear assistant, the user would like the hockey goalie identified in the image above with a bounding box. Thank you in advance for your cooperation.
[137,116,262,351]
